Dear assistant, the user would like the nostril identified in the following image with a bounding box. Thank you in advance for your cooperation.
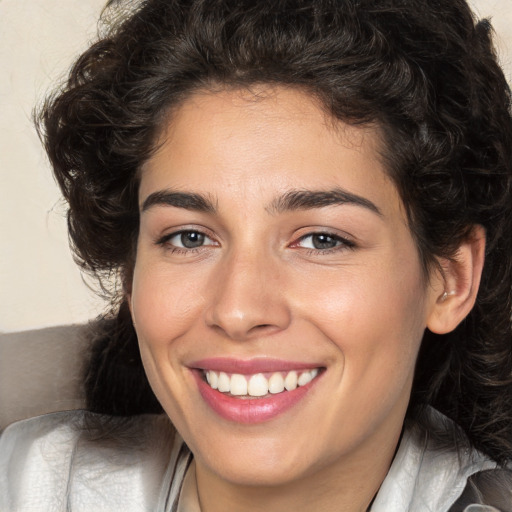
[247,324,281,335]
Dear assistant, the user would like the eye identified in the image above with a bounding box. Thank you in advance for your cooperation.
[295,233,355,251]
[158,230,216,250]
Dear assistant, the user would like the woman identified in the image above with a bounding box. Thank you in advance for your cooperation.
[1,0,511,510]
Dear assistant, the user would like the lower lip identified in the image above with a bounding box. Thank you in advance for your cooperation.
[193,371,320,424]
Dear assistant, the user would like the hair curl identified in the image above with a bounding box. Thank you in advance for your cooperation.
[37,0,512,464]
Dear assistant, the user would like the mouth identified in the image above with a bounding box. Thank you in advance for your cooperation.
[203,368,320,398]
[190,359,325,423]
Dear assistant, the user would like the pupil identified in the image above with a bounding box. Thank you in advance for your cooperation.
[181,232,205,248]
[312,234,337,250]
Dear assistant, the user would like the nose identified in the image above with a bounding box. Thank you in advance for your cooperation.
[205,249,292,341]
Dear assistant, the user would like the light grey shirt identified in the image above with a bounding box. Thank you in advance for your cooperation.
[0,409,510,511]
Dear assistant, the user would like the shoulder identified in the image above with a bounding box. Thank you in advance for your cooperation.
[0,410,181,511]
[372,408,511,512]
[451,468,512,512]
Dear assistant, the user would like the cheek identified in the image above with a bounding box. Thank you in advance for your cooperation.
[295,253,428,384]
[129,259,208,423]
[130,260,207,348]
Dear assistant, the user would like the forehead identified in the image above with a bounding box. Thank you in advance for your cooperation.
[139,86,400,216]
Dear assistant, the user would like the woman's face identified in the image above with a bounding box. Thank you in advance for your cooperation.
[130,86,442,487]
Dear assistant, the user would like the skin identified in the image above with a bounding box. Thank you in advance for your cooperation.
[129,86,484,512]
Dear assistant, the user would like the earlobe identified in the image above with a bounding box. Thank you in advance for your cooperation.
[427,226,486,335]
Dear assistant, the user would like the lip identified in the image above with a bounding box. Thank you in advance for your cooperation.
[190,357,322,374]
[190,358,324,424]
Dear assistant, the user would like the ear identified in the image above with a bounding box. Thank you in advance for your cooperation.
[427,225,486,334]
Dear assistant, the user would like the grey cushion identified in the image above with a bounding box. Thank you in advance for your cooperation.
[0,324,91,430]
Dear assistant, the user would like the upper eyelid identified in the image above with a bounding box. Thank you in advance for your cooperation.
[156,226,217,244]
[293,229,356,244]
[296,234,354,247]
[169,231,216,242]
[292,234,357,256]
[154,227,356,248]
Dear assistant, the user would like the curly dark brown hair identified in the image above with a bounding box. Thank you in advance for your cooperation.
[37,0,512,464]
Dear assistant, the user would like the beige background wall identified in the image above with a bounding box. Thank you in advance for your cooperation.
[1,0,511,333]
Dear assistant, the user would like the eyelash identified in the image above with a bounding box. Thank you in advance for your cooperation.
[156,230,217,255]
[292,232,356,255]
[155,230,356,255]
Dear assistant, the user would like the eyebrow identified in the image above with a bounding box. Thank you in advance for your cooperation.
[142,190,217,213]
[141,187,382,217]
[268,188,382,216]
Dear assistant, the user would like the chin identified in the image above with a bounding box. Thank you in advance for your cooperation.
[188,426,336,488]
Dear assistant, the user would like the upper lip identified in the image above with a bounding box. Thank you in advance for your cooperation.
[189,357,323,374]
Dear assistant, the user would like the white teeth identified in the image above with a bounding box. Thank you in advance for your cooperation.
[217,372,230,392]
[268,373,285,394]
[230,374,248,396]
[248,374,269,396]
[298,371,313,386]
[284,371,298,391]
[206,370,218,389]
[204,368,320,397]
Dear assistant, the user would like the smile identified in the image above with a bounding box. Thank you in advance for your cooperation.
[191,359,325,423]
[204,369,320,397]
